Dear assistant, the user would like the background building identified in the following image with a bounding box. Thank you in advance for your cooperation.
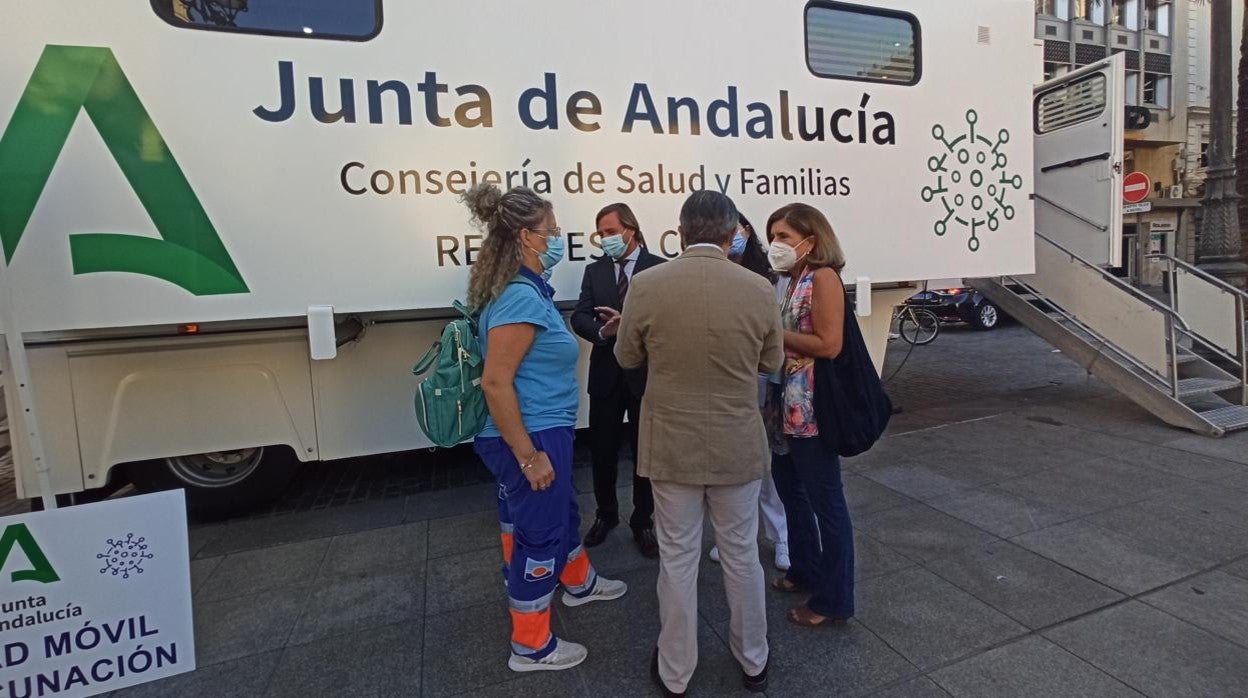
[1035,0,1241,283]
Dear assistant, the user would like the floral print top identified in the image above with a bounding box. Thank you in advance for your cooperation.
[781,269,818,437]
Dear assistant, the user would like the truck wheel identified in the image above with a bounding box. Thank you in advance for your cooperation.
[971,301,1001,330]
[124,446,298,520]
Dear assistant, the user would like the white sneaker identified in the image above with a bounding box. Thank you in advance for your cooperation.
[508,639,588,673]
[709,546,721,563]
[562,576,628,607]
[774,542,791,572]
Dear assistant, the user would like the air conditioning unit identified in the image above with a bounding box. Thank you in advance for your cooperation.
[1169,185,1183,199]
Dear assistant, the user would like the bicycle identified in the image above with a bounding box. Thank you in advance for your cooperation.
[891,303,940,346]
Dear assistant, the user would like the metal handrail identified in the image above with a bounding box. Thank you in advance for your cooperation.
[1036,232,1194,333]
[1149,252,1248,303]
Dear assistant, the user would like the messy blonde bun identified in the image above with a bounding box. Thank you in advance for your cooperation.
[462,184,552,310]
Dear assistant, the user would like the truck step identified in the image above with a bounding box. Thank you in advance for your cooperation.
[1177,377,1244,399]
[1199,405,1248,432]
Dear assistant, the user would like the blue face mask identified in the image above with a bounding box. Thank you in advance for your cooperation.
[537,234,566,271]
[541,268,554,283]
[729,228,748,258]
[601,234,629,260]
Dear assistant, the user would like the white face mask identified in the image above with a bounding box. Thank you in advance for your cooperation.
[768,238,811,272]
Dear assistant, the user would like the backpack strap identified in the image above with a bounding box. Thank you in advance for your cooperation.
[411,342,441,376]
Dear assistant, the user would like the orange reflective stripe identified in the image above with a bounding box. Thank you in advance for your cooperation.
[560,549,592,588]
[499,533,514,565]
[509,607,552,651]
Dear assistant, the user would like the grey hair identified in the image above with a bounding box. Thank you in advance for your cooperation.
[679,190,738,246]
[462,184,552,309]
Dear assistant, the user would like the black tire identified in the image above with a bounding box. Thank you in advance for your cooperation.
[124,446,299,521]
[971,300,1001,331]
[898,308,940,346]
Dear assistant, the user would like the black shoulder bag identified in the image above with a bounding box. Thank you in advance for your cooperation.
[811,289,892,457]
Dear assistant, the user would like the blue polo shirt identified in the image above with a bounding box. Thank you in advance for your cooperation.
[477,268,580,437]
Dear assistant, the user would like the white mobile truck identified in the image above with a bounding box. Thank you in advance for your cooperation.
[0,1,1124,515]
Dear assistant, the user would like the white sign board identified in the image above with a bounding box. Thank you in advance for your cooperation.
[0,491,194,697]
[1123,202,1153,214]
[0,0,1038,333]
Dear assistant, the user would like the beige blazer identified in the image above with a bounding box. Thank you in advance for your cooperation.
[615,246,784,486]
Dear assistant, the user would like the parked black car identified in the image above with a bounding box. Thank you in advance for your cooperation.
[906,286,1003,330]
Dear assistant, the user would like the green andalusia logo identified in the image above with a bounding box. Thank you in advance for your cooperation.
[0,523,60,584]
[921,109,1024,252]
[0,45,248,295]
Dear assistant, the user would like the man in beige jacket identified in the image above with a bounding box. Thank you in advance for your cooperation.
[615,190,783,696]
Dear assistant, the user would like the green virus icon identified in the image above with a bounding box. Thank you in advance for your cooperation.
[921,109,1023,252]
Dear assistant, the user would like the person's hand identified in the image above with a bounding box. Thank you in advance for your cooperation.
[596,307,622,339]
[522,451,556,492]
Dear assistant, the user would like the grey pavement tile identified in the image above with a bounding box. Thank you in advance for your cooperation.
[1109,444,1248,482]
[289,567,424,645]
[855,568,1026,670]
[1045,601,1248,698]
[845,473,915,515]
[193,587,305,666]
[929,636,1142,698]
[1051,455,1194,503]
[1142,481,1248,532]
[201,499,406,556]
[858,459,997,502]
[266,621,422,698]
[1219,470,1248,491]
[1083,501,1248,568]
[856,530,918,582]
[1014,520,1204,595]
[420,596,527,696]
[425,547,507,615]
[855,504,999,564]
[188,524,225,559]
[1142,572,1248,649]
[428,509,502,559]
[867,676,951,698]
[404,482,499,522]
[992,470,1133,522]
[190,556,222,597]
[926,541,1124,630]
[109,650,281,698]
[926,484,1078,539]
[321,520,428,575]
[1018,398,1189,446]
[1161,431,1248,466]
[197,538,329,602]
[1225,557,1248,581]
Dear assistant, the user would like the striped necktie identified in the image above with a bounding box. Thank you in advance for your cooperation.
[616,259,629,306]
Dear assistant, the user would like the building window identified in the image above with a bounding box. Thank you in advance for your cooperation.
[1143,73,1170,108]
[1037,0,1073,20]
[1145,0,1172,36]
[805,2,921,85]
[1074,0,1106,25]
[151,0,384,41]
[1111,0,1140,30]
[1200,142,1210,168]
[1125,70,1141,106]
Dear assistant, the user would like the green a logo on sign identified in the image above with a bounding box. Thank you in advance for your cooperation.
[0,523,60,584]
[0,45,248,295]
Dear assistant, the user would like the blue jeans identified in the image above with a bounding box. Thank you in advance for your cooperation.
[771,437,855,618]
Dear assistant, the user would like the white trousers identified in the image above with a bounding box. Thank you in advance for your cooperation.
[760,470,788,545]
[652,479,769,693]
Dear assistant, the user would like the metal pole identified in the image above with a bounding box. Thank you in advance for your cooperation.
[0,254,57,511]
[1198,0,1248,288]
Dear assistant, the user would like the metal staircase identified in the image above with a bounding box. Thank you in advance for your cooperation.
[973,234,1248,437]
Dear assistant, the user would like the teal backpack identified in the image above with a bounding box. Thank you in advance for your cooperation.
[411,277,541,447]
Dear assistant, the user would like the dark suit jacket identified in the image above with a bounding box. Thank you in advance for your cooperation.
[572,248,665,398]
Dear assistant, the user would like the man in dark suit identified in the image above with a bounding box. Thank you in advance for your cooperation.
[572,203,665,558]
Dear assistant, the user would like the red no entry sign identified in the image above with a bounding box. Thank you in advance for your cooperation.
[1123,171,1151,204]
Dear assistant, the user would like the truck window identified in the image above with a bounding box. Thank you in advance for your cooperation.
[1034,73,1107,134]
[804,1,921,85]
[151,0,382,41]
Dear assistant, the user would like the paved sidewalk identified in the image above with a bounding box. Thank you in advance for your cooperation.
[72,325,1248,695]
